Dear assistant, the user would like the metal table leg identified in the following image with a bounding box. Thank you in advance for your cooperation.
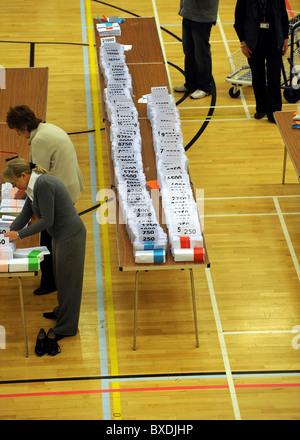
[282,145,287,184]
[17,277,29,357]
[133,271,140,351]
[189,269,199,348]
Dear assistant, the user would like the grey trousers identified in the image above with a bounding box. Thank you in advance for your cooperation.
[51,225,86,336]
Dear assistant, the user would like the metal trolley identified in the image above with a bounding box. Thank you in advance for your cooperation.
[226,13,300,103]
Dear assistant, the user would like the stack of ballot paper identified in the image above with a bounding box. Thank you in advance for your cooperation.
[0,242,47,273]
[100,41,167,263]
[96,22,121,37]
[147,87,205,263]
[0,183,25,213]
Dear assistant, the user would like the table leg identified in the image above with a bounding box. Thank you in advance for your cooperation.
[282,145,287,184]
[133,271,140,351]
[17,277,29,357]
[189,269,199,348]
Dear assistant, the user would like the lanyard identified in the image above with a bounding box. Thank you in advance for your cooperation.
[257,0,268,22]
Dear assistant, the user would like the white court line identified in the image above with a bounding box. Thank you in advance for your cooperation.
[205,268,241,420]
[201,195,300,200]
[204,212,300,218]
[217,14,251,120]
[224,330,297,335]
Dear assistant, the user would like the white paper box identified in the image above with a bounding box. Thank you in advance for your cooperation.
[135,250,166,264]
[8,257,41,272]
[173,248,205,262]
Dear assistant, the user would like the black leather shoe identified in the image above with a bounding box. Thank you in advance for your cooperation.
[268,114,275,123]
[46,328,61,356]
[43,312,57,319]
[35,328,47,357]
[254,112,266,119]
[34,286,56,295]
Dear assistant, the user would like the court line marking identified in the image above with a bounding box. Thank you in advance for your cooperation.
[85,0,121,420]
[80,0,110,421]
[1,382,299,399]
[217,14,251,119]
[205,268,241,420]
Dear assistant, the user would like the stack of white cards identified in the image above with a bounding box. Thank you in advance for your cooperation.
[0,233,15,260]
[100,41,167,263]
[0,239,46,273]
[96,22,121,37]
[0,183,25,213]
[147,87,205,263]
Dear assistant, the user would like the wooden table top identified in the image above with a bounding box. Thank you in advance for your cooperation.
[274,110,300,179]
[95,17,210,271]
[0,67,48,250]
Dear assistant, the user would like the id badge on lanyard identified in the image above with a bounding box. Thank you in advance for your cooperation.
[258,0,270,29]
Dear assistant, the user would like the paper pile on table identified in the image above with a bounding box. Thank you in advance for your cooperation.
[100,41,167,263]
[0,183,25,213]
[96,22,121,37]
[147,87,205,262]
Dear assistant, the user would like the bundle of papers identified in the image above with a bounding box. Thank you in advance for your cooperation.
[147,87,205,262]
[0,183,25,213]
[100,41,167,263]
[0,224,48,272]
[0,257,42,273]
[96,22,121,37]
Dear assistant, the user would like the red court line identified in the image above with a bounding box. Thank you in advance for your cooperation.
[0,383,300,399]
[286,0,295,17]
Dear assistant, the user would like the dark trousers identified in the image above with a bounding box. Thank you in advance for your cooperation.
[248,36,283,117]
[40,229,56,290]
[52,226,86,336]
[182,18,213,93]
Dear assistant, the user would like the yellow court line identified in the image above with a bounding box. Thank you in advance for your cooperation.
[85,0,122,420]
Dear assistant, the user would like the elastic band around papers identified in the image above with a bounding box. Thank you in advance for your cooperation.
[153,249,164,263]
[28,256,39,271]
[144,242,156,250]
[194,248,204,262]
[179,236,190,249]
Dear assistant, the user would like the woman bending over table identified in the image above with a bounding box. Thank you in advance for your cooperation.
[3,158,86,356]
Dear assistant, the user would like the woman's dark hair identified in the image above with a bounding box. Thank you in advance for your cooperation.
[6,105,42,132]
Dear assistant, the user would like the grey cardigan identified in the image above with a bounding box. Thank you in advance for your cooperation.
[10,174,85,243]
[178,0,219,23]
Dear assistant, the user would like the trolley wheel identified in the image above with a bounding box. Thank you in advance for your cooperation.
[229,86,240,98]
[283,88,300,103]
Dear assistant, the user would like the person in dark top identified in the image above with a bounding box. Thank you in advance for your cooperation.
[3,158,86,355]
[234,0,289,122]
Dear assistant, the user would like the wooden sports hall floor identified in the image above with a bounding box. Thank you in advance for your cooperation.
[0,0,300,421]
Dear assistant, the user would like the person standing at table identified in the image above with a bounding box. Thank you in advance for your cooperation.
[6,105,85,295]
[234,0,289,122]
[3,159,86,355]
[174,0,219,99]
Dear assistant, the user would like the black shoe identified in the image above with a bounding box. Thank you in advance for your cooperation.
[46,328,61,356]
[35,328,47,357]
[268,114,275,123]
[43,312,57,319]
[254,112,266,119]
[34,286,56,295]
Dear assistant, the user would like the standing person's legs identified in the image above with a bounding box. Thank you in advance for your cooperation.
[266,45,283,120]
[182,18,213,93]
[34,230,56,294]
[248,46,268,115]
[52,226,86,338]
